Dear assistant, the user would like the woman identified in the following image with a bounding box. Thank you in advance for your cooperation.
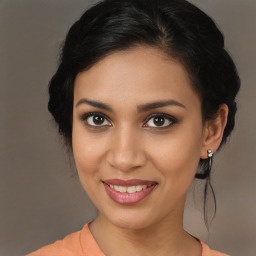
[27,0,240,255]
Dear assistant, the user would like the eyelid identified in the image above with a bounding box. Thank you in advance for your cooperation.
[80,112,112,128]
[143,113,178,128]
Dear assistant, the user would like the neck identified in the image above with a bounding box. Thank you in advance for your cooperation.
[89,198,201,256]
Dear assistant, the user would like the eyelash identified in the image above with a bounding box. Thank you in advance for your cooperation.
[80,112,178,130]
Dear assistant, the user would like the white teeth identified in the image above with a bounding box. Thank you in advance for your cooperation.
[109,184,151,193]
[136,185,143,191]
[119,186,127,193]
[127,186,136,193]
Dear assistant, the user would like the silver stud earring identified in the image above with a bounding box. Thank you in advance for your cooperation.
[207,149,213,174]
[207,149,213,158]
[195,150,214,179]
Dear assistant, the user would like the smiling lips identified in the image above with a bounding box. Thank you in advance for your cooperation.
[103,179,157,205]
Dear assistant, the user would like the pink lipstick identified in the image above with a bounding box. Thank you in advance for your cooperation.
[103,179,157,205]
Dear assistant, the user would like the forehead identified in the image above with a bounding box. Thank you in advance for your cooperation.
[74,46,200,110]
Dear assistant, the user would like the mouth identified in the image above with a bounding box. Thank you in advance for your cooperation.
[108,184,150,193]
[102,179,157,205]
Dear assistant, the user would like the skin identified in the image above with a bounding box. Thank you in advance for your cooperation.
[72,46,228,256]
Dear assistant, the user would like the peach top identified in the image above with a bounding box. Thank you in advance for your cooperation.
[27,224,229,256]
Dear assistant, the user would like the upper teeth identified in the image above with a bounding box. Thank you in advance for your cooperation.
[109,185,148,193]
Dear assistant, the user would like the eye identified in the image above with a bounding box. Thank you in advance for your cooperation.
[81,112,111,128]
[144,113,177,128]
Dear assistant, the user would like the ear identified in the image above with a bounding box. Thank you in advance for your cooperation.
[200,104,229,159]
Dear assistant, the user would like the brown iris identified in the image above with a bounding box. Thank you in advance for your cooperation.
[153,116,165,126]
[93,115,105,125]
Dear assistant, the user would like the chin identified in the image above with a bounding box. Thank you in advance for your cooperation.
[111,218,152,231]
[101,207,162,231]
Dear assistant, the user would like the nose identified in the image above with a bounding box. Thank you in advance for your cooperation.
[106,125,147,172]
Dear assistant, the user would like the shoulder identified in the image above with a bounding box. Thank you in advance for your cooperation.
[26,226,84,256]
[26,223,104,256]
[200,241,230,256]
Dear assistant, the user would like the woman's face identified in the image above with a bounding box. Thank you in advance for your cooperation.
[72,46,208,230]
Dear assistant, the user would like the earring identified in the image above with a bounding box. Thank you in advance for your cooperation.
[207,149,213,172]
[207,149,213,158]
[195,149,214,179]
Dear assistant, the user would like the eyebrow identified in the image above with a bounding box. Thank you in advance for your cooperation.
[75,98,186,112]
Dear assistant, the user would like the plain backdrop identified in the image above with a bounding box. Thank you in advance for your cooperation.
[1,0,255,255]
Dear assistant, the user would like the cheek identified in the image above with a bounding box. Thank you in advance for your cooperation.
[148,125,203,187]
[72,133,107,207]
[72,126,105,184]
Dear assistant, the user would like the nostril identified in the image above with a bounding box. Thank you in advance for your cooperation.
[106,142,147,172]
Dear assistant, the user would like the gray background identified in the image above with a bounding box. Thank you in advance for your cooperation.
[0,0,255,255]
